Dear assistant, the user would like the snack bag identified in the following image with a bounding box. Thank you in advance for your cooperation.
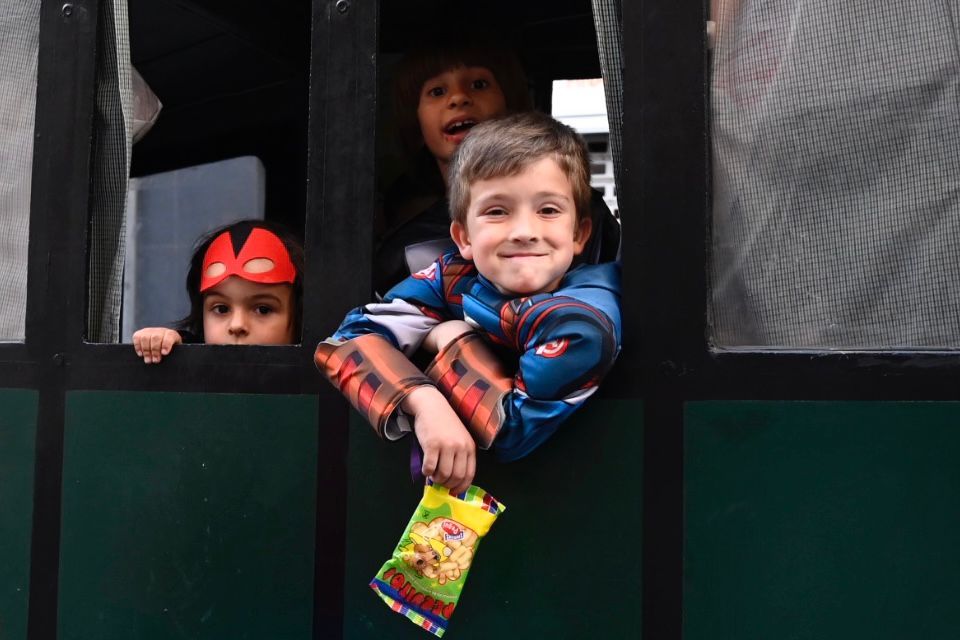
[370,481,506,637]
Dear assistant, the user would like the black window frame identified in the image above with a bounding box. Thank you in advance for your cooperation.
[21,1,378,638]
[628,2,960,638]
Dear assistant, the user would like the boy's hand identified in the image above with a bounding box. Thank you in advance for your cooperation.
[132,328,182,364]
[422,320,473,354]
[403,386,476,494]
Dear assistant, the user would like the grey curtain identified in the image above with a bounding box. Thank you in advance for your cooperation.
[0,0,131,343]
[710,0,960,348]
[591,0,624,207]
[0,2,40,340]
[88,0,132,342]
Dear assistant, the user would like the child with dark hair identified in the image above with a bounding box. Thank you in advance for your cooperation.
[376,41,620,295]
[392,43,533,171]
[133,219,304,363]
[376,41,533,294]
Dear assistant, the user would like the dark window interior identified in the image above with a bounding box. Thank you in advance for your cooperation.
[127,0,603,254]
[379,1,603,98]
[588,139,609,153]
[372,0,605,295]
[128,1,311,234]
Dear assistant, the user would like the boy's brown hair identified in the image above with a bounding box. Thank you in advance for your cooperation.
[447,112,592,226]
[393,42,533,156]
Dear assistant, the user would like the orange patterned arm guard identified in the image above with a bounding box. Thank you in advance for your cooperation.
[424,331,513,450]
[315,334,433,439]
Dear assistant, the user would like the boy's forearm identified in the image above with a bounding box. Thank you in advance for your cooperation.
[314,334,432,439]
[401,385,446,416]
[424,331,512,450]
[422,319,473,353]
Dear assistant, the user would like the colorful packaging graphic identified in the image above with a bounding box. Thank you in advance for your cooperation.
[370,481,506,637]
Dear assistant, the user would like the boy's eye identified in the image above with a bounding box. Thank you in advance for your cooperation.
[540,206,561,216]
[426,86,445,98]
[482,208,508,217]
[471,78,490,90]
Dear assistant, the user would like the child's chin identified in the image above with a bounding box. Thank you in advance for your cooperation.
[493,280,550,297]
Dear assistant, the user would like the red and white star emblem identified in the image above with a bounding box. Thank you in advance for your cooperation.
[535,338,569,358]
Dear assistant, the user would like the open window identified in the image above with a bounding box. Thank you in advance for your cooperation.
[553,78,620,218]
[90,0,311,343]
[373,1,621,295]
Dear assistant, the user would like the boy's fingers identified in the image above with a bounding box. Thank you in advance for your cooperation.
[420,446,439,479]
[449,452,469,494]
[453,451,476,495]
[433,449,454,487]
[465,450,476,490]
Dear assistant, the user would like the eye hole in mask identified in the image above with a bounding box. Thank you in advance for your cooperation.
[242,258,276,274]
[199,227,296,292]
[204,262,227,279]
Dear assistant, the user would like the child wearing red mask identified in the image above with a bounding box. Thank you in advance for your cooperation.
[133,220,304,363]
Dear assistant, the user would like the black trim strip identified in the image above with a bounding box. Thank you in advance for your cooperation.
[305,0,379,637]
[26,2,100,638]
[626,0,706,637]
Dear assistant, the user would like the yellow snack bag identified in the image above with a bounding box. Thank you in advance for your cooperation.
[369,481,506,637]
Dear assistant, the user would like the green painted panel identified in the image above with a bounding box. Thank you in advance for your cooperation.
[686,401,960,640]
[343,399,642,639]
[59,392,318,640]
[0,389,37,640]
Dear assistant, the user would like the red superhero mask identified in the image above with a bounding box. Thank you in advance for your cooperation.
[200,227,297,292]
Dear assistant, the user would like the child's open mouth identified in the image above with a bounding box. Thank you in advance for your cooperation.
[443,118,478,141]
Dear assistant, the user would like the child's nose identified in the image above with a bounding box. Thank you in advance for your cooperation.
[508,212,539,242]
[227,311,249,335]
[447,83,472,107]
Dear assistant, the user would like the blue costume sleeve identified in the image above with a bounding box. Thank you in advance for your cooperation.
[462,263,622,461]
[329,255,454,356]
[316,253,470,441]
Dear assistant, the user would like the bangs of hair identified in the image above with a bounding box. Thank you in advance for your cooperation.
[447,113,592,226]
[392,43,531,155]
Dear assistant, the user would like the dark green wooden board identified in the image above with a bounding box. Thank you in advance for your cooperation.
[686,401,960,640]
[342,399,643,639]
[58,391,318,640]
[0,389,38,640]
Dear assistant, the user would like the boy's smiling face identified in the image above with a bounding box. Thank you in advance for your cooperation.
[450,156,592,297]
[417,66,507,179]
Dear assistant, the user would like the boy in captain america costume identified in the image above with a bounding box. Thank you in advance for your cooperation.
[315,113,621,493]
